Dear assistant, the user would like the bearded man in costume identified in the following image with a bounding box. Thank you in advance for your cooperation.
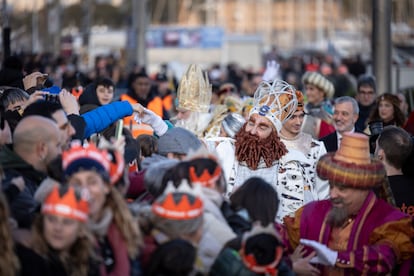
[281,132,414,275]
[224,80,298,195]
[173,64,227,138]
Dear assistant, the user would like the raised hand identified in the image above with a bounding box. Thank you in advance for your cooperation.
[262,60,280,82]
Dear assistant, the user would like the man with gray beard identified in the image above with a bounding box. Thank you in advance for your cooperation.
[280,133,414,275]
[172,64,213,138]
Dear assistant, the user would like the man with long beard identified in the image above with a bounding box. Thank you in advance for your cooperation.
[280,132,414,275]
[225,79,298,194]
[172,64,215,138]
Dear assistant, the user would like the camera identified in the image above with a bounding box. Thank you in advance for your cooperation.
[44,93,60,103]
[368,121,383,154]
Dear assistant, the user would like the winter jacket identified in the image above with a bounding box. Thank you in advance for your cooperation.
[16,243,68,276]
[0,145,46,228]
[16,243,101,276]
[81,101,133,138]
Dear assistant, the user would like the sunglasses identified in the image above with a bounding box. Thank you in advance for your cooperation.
[219,87,235,94]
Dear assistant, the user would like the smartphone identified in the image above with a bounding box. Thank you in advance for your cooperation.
[115,119,124,140]
[45,93,59,103]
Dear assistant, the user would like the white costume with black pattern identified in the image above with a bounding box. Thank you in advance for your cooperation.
[277,132,329,222]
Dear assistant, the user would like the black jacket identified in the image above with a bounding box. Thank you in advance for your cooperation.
[320,129,365,153]
[16,243,68,276]
[0,145,46,228]
[319,131,339,152]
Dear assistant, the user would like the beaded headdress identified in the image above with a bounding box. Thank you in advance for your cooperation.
[249,80,298,132]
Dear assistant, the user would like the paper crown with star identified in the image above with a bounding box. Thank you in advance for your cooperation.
[152,180,203,220]
[42,185,89,222]
[249,80,298,132]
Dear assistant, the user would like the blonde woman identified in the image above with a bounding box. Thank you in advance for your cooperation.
[16,185,97,276]
[63,142,142,275]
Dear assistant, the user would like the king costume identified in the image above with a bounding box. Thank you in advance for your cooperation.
[281,133,414,275]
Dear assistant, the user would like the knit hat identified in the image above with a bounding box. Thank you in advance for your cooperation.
[316,132,385,189]
[62,142,111,181]
[157,127,202,156]
[222,113,245,138]
[302,71,334,99]
[249,80,298,132]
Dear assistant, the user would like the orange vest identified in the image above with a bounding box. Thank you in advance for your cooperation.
[162,94,174,112]
[120,94,163,138]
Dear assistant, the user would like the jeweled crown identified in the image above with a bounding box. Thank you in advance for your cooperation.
[249,80,298,132]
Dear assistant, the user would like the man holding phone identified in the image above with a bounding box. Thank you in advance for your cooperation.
[22,71,49,94]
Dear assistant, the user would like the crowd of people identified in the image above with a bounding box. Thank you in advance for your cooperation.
[0,52,413,276]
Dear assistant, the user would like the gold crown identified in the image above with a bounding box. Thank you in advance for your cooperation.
[177,64,212,113]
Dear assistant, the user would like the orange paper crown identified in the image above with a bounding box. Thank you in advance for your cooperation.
[189,166,222,189]
[152,180,203,220]
[239,224,283,276]
[108,149,125,185]
[42,186,89,222]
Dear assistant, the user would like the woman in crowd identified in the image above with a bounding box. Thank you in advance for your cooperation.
[138,180,205,274]
[367,93,406,132]
[62,142,142,276]
[16,184,98,276]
